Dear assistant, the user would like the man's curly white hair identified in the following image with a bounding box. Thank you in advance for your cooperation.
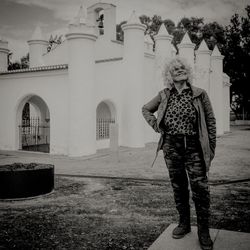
[162,56,194,88]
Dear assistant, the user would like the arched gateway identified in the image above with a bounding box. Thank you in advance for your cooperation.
[96,100,116,148]
[17,95,50,153]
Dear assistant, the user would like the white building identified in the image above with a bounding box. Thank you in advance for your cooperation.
[0,2,230,156]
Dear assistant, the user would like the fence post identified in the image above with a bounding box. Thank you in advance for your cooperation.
[18,125,22,150]
[109,123,119,151]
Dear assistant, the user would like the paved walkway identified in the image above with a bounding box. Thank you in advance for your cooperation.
[149,224,250,250]
[0,125,249,182]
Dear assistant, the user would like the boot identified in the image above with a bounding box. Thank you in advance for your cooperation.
[198,227,213,250]
[172,217,191,239]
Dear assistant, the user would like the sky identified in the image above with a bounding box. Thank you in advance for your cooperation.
[0,0,248,61]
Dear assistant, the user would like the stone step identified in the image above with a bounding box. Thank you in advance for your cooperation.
[148,224,250,250]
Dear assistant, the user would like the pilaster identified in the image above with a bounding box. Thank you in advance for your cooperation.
[0,37,9,71]
[66,5,98,156]
[210,45,225,135]
[154,24,173,90]
[195,39,211,91]
[27,26,48,67]
[121,11,146,147]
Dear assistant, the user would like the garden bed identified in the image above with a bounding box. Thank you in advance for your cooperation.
[0,163,54,199]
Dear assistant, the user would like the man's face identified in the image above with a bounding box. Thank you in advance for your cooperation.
[170,62,188,82]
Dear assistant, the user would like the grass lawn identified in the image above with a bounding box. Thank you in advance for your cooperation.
[0,176,249,250]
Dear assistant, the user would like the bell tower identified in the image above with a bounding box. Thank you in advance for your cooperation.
[87,2,117,40]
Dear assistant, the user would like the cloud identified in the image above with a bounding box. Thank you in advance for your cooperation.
[2,0,248,61]
[10,0,102,21]
[177,0,248,24]
[7,0,248,25]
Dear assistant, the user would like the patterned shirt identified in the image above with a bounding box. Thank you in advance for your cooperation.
[164,87,197,135]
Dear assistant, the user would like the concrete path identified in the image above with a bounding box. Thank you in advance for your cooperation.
[149,224,250,250]
[0,125,249,182]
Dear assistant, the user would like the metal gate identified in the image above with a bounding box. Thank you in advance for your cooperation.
[19,117,50,153]
[96,118,115,140]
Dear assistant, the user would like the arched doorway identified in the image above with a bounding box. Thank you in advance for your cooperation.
[17,95,50,153]
[96,101,116,144]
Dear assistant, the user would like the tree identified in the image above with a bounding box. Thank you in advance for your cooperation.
[140,14,162,38]
[223,6,250,119]
[201,22,226,50]
[8,53,29,70]
[116,21,127,41]
[47,35,62,52]
[7,33,62,70]
[174,17,204,47]
[139,14,163,48]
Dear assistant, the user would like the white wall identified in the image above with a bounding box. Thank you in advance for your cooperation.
[0,53,156,155]
[43,37,123,67]
[95,53,157,147]
[0,29,231,156]
[210,55,224,135]
[95,38,123,60]
[0,69,69,154]
[95,59,123,144]
[143,54,159,144]
[43,41,68,66]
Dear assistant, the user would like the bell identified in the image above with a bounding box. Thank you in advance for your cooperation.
[98,20,104,29]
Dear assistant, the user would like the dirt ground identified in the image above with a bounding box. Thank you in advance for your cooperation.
[0,125,249,250]
[0,176,249,250]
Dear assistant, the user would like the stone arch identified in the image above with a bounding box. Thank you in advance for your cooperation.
[16,94,50,153]
[96,100,116,119]
[96,100,116,142]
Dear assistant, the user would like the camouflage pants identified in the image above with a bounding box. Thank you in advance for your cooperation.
[163,134,210,227]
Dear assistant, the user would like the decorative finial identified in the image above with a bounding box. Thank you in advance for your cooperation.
[31,26,44,40]
[158,23,170,36]
[180,32,193,44]
[77,3,87,24]
[211,45,222,56]
[127,10,141,24]
[70,2,88,26]
[198,39,209,51]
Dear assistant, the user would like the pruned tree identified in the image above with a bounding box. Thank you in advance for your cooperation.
[47,34,62,52]
[8,53,29,70]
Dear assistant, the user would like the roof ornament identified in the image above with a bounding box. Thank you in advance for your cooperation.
[157,23,170,36]
[127,10,141,24]
[198,39,209,51]
[78,3,88,24]
[212,45,222,56]
[180,31,193,44]
[31,26,45,40]
[70,2,88,26]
